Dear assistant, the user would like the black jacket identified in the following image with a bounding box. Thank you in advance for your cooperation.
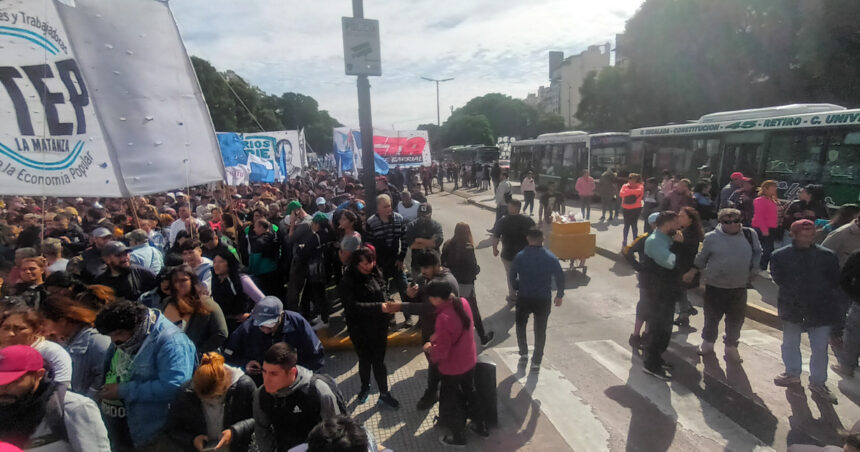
[49,224,88,256]
[166,372,257,452]
[337,266,391,333]
[93,264,157,301]
[441,243,480,285]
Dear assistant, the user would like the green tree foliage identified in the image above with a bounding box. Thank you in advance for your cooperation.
[191,56,342,154]
[577,0,860,129]
[436,93,565,147]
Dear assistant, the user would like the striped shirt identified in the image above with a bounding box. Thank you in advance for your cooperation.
[366,213,408,260]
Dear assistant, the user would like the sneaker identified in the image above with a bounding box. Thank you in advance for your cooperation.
[416,391,439,410]
[378,392,401,409]
[673,317,690,327]
[642,366,671,381]
[628,334,641,348]
[439,434,466,448]
[480,331,495,347]
[530,361,541,371]
[402,320,413,329]
[698,341,715,355]
[312,321,329,331]
[773,373,801,387]
[724,346,743,363]
[687,307,699,316]
[831,363,855,379]
[356,387,370,404]
[468,421,490,438]
[809,384,838,404]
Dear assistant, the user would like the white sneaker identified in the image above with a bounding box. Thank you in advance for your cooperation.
[698,341,715,355]
[310,315,322,325]
[312,321,329,331]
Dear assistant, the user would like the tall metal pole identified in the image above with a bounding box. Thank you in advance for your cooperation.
[435,81,440,127]
[353,0,376,213]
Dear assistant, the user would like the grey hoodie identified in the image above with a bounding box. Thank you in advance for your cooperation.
[694,224,762,289]
[253,366,340,452]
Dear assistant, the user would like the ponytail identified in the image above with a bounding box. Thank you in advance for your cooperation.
[450,296,471,331]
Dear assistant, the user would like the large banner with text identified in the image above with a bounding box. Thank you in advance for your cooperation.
[333,127,430,174]
[0,0,224,197]
[217,130,307,185]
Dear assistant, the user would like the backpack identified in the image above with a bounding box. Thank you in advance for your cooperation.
[742,227,754,249]
[308,373,350,416]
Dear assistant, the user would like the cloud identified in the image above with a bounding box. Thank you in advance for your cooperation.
[170,0,644,131]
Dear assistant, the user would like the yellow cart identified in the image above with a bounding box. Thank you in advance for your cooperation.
[547,221,596,274]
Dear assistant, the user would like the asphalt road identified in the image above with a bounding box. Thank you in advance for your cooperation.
[425,190,860,452]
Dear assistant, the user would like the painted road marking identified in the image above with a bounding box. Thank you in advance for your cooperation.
[495,346,611,452]
[576,339,775,451]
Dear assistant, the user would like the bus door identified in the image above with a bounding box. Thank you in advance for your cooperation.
[718,132,765,188]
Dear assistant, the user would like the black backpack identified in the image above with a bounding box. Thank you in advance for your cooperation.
[309,373,350,416]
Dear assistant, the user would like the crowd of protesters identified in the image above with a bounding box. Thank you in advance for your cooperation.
[0,165,511,451]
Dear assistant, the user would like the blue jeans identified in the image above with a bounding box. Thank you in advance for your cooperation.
[782,321,831,385]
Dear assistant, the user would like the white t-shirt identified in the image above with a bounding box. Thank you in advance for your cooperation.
[47,258,69,274]
[34,339,73,385]
[397,202,420,222]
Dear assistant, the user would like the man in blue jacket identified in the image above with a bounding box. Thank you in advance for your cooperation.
[223,296,325,385]
[95,300,196,451]
[509,229,564,371]
[771,219,841,404]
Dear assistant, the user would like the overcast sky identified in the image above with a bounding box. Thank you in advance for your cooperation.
[170,0,644,131]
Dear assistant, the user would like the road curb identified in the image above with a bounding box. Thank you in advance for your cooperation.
[318,329,423,351]
[447,188,783,330]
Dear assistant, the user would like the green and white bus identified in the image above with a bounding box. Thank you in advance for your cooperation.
[510,131,630,192]
[629,104,860,205]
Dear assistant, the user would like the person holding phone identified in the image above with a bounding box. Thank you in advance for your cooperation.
[166,352,256,452]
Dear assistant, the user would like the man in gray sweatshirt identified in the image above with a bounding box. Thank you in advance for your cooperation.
[683,208,761,361]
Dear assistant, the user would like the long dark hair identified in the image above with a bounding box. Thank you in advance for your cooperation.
[350,247,383,281]
[426,280,470,331]
[680,206,704,242]
[168,264,211,316]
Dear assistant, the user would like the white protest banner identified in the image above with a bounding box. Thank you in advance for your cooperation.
[0,0,224,197]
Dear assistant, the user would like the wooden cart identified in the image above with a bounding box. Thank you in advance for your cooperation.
[547,221,596,274]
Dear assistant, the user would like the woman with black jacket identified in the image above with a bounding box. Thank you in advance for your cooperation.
[441,222,493,346]
[338,247,401,408]
[299,213,336,329]
[166,352,256,452]
[210,250,264,334]
[673,207,704,327]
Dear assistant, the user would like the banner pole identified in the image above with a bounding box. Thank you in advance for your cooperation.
[128,197,142,230]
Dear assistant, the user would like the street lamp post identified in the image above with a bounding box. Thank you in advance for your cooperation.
[421,76,454,126]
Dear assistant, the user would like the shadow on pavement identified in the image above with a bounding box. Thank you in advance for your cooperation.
[785,387,845,447]
[492,373,542,451]
[482,303,517,349]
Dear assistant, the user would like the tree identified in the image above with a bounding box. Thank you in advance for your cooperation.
[417,123,442,152]
[576,67,634,131]
[438,114,494,148]
[190,56,343,154]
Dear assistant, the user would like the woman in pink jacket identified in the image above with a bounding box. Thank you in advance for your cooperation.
[425,280,486,447]
[752,180,779,270]
[575,169,596,220]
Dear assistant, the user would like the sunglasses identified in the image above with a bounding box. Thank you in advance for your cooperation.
[720,219,741,224]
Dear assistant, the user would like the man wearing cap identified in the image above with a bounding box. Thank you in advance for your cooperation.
[285,200,314,312]
[683,208,762,361]
[223,296,325,385]
[314,196,333,219]
[126,229,163,275]
[770,219,841,403]
[0,345,111,451]
[179,240,213,293]
[405,202,444,278]
[94,300,196,450]
[93,241,157,301]
[719,172,745,209]
[79,227,113,283]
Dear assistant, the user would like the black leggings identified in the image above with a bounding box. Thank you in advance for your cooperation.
[622,208,642,243]
[351,327,389,392]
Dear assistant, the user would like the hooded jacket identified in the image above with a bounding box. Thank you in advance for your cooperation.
[103,311,196,448]
[253,366,341,452]
[166,366,256,452]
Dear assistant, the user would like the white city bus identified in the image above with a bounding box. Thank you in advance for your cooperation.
[629,104,860,205]
[510,131,629,192]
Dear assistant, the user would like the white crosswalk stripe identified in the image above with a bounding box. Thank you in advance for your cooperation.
[494,347,612,452]
[576,339,776,451]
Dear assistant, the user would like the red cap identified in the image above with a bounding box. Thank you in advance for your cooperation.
[790,219,816,233]
[730,172,744,180]
[0,346,44,385]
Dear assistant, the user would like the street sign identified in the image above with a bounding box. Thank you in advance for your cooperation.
[342,17,381,76]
